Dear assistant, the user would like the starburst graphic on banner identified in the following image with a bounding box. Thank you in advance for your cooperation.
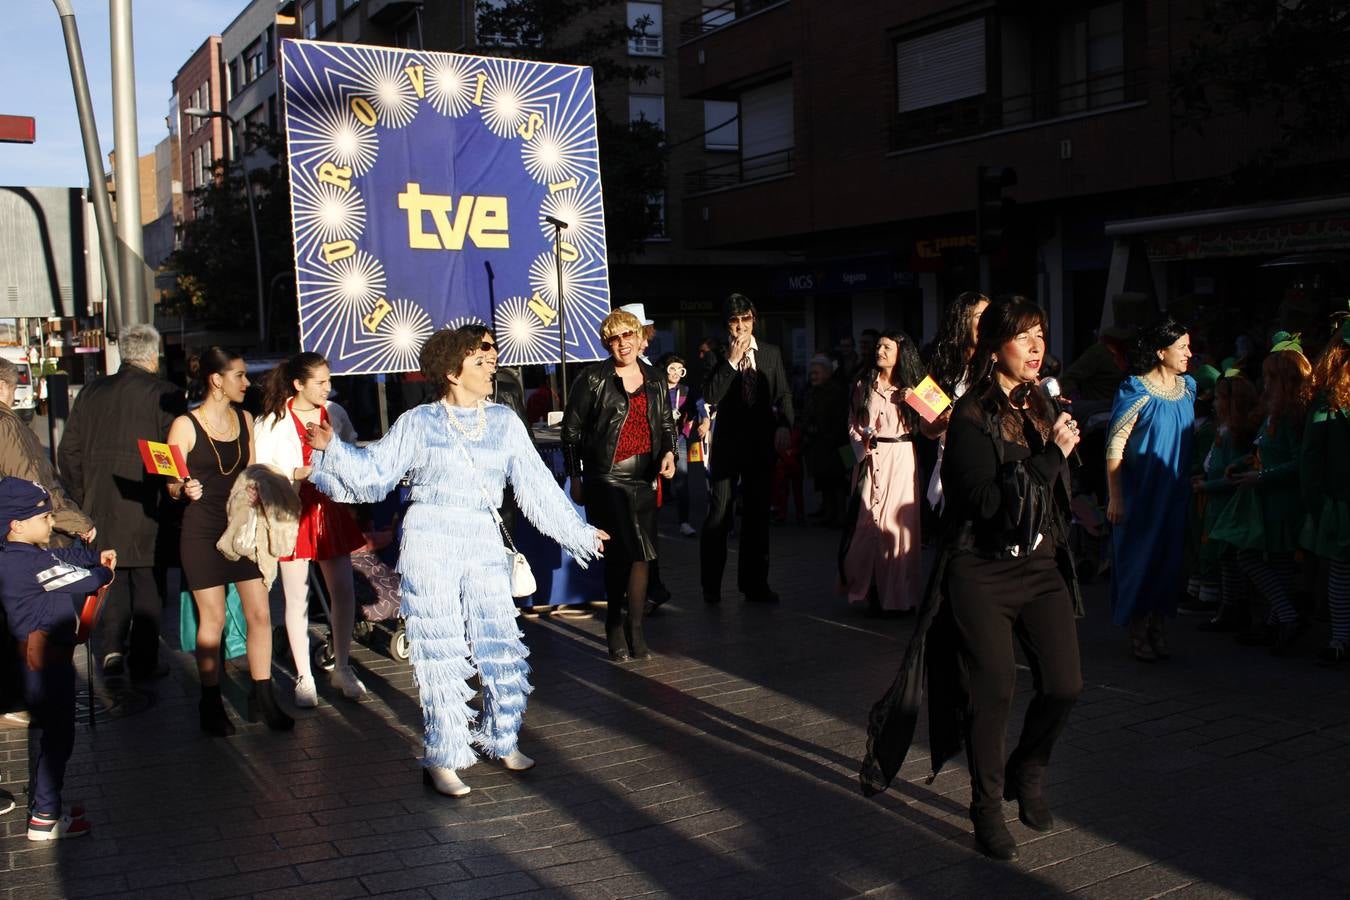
[297,252,387,351]
[426,55,480,119]
[350,299,434,373]
[345,52,420,128]
[494,295,561,365]
[539,186,606,260]
[291,177,366,259]
[286,96,380,176]
[480,59,543,138]
[445,315,488,330]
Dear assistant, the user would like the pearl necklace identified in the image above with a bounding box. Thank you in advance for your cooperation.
[443,398,487,441]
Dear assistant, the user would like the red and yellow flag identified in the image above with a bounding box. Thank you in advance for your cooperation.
[138,439,189,479]
[904,375,953,423]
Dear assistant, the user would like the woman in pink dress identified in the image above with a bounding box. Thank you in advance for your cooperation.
[842,331,935,613]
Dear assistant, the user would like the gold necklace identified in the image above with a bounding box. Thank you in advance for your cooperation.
[443,398,487,441]
[197,407,242,476]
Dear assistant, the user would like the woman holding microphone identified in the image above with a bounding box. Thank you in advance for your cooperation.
[859,297,1082,863]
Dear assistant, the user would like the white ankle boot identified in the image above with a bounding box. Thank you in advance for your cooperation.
[501,749,535,772]
[422,766,470,797]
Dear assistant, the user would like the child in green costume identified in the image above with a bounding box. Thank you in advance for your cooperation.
[1301,313,1350,666]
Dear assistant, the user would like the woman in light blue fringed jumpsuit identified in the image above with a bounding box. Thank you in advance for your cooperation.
[307,327,606,798]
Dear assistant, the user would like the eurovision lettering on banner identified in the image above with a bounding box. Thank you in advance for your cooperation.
[280,40,611,373]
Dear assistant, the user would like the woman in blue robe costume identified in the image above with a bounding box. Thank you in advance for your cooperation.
[1105,318,1195,660]
[308,328,605,798]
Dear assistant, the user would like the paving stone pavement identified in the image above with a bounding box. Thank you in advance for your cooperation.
[2,520,1349,899]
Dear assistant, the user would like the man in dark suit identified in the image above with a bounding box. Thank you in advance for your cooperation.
[700,293,795,603]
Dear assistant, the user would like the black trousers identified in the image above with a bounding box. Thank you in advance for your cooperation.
[700,456,772,595]
[95,566,164,676]
[946,548,1082,810]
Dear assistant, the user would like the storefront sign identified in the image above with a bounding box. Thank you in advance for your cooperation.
[776,257,913,293]
[1146,218,1350,261]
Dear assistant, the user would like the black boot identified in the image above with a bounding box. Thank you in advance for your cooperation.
[606,621,628,661]
[1003,758,1054,833]
[198,684,236,737]
[247,679,295,731]
[625,617,651,660]
[970,804,1019,862]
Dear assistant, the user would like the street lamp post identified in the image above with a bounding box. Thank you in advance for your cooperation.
[184,107,266,348]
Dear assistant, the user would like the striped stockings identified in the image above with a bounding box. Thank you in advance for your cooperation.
[1330,559,1350,645]
[1237,551,1298,625]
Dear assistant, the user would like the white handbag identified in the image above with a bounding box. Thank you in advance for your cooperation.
[447,423,537,598]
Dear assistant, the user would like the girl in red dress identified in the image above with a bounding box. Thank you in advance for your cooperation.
[254,353,367,707]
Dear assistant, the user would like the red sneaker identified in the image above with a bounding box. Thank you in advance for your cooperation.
[27,812,92,842]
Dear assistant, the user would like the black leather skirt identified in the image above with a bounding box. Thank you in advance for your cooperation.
[584,455,658,562]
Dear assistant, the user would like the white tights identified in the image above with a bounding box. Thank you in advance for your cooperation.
[279,556,357,680]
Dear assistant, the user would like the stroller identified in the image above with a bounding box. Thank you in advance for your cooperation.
[304,531,409,671]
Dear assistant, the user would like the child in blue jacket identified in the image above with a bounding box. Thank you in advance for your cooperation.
[0,477,115,841]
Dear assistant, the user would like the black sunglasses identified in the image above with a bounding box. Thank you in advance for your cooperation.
[479,341,497,352]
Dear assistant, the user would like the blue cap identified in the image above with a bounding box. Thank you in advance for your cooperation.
[0,478,53,525]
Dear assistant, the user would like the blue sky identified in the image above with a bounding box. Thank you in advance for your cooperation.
[0,0,243,187]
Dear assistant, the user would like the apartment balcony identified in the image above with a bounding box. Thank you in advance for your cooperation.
[685,148,794,196]
[628,34,662,56]
[889,67,1149,153]
[677,1,795,99]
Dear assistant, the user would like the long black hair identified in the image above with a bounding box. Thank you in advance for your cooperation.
[187,346,242,404]
[927,291,989,394]
[1131,317,1189,375]
[852,329,927,430]
[261,352,328,423]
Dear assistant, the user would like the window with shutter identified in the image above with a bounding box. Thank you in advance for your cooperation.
[739,79,792,179]
[895,18,987,113]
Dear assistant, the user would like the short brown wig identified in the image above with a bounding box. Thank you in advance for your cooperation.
[420,326,483,398]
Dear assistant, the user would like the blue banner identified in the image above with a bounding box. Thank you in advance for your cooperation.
[280,40,611,373]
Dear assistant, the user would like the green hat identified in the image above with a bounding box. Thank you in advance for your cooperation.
[1193,364,1220,394]
[1270,331,1303,355]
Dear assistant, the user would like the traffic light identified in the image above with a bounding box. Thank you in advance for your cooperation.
[976,165,1017,254]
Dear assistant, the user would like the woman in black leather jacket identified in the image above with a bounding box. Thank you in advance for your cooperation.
[562,310,676,661]
[858,297,1083,863]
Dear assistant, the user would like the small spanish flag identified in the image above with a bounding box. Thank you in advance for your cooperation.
[904,375,953,423]
[138,439,190,479]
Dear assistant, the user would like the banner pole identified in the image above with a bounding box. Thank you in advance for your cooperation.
[548,218,569,408]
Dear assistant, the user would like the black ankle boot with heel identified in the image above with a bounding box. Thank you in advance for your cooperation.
[625,618,651,660]
[199,684,236,737]
[247,679,295,731]
[1003,758,1054,832]
[970,804,1019,861]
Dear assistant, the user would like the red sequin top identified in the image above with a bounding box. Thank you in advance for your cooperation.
[612,387,652,464]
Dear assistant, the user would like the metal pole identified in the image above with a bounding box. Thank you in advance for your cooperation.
[109,0,148,326]
[550,220,568,407]
[235,119,267,348]
[52,0,122,340]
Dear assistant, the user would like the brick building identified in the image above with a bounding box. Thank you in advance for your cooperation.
[171,36,227,222]
[675,0,1350,364]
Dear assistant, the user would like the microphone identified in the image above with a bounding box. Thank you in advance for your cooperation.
[1041,376,1068,413]
[1040,377,1080,464]
[544,215,569,229]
